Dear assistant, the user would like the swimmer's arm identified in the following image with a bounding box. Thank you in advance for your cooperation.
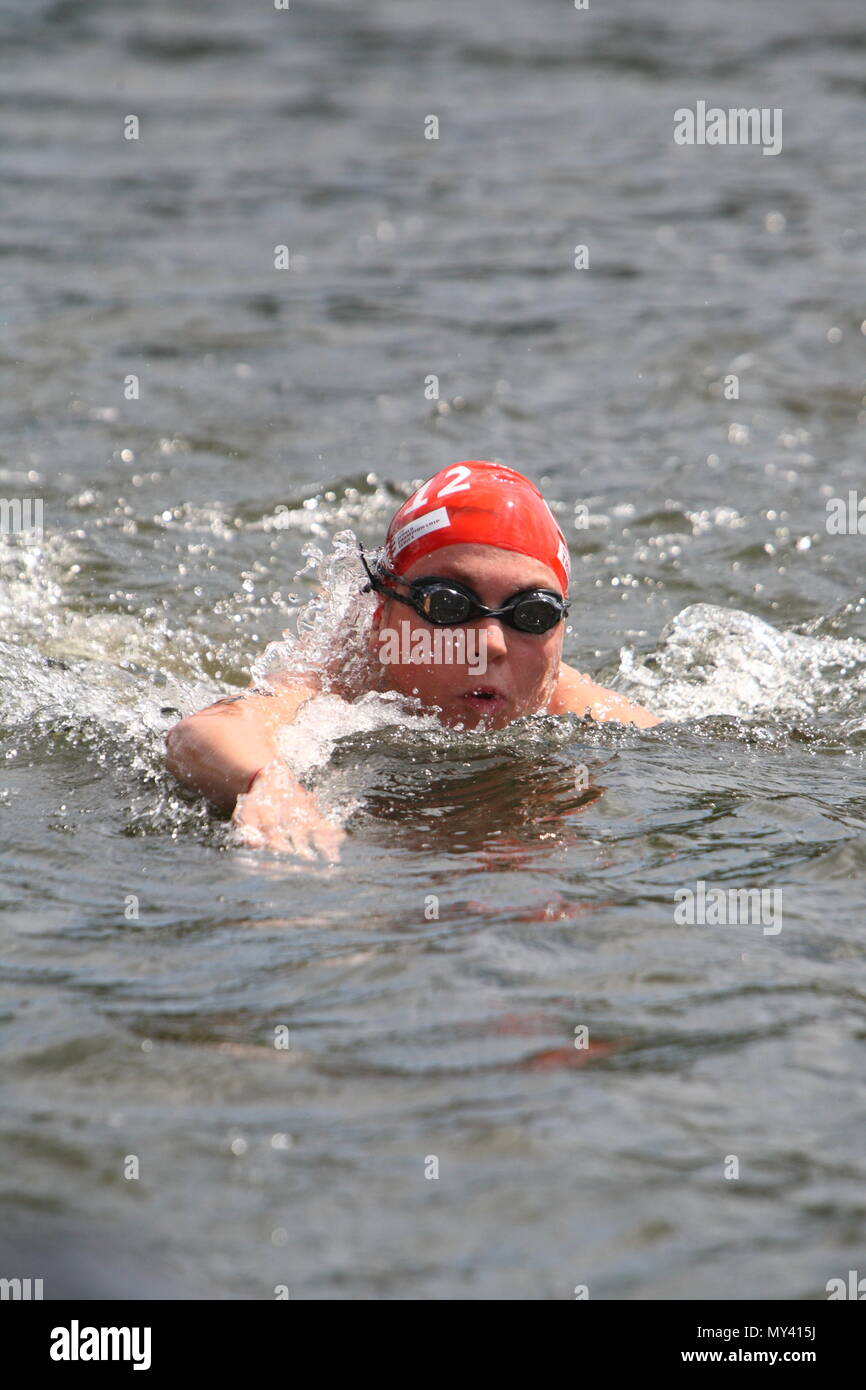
[164,675,319,812]
[551,664,661,728]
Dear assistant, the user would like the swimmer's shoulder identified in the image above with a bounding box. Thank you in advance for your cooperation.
[241,669,323,720]
[247,665,369,717]
[549,661,661,729]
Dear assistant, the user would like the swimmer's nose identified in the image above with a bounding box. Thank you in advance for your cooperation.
[475,616,509,660]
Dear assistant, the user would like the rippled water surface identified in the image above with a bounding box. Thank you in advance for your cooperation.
[1,0,865,1299]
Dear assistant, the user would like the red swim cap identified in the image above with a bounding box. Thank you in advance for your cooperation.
[383,460,571,593]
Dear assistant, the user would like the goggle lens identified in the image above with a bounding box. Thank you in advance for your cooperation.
[510,595,562,633]
[419,585,474,624]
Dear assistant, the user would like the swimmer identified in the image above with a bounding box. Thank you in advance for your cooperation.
[165,460,660,857]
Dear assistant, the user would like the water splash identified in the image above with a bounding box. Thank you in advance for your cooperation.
[612,603,866,725]
[276,689,442,780]
[251,528,379,696]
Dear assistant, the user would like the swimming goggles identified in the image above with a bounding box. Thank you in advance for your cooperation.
[359,546,569,634]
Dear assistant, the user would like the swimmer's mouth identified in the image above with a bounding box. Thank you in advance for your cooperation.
[461,687,506,705]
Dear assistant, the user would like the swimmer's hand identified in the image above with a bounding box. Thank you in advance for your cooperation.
[231,761,346,862]
[164,673,340,859]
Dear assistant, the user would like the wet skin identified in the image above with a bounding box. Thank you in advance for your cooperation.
[368,542,660,731]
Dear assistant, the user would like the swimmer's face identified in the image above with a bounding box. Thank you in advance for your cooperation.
[370,543,565,730]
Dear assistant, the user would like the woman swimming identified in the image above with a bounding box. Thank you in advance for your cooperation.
[165,460,660,856]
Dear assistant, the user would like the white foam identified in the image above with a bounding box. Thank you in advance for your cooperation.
[615,603,866,722]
